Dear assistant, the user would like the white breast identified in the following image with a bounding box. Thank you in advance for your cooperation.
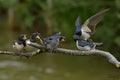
[25,40,37,51]
[81,30,90,40]
[26,39,31,45]
[13,42,24,51]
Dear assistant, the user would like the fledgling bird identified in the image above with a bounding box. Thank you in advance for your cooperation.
[75,9,109,41]
[25,32,41,51]
[26,32,40,44]
[13,34,27,52]
[40,32,65,52]
[73,34,95,51]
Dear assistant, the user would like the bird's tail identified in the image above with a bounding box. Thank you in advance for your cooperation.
[93,42,103,46]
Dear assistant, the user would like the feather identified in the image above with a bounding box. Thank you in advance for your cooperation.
[75,16,82,35]
[82,8,109,34]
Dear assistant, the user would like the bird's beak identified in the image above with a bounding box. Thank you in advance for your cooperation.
[61,38,65,42]
[23,35,27,40]
[36,35,40,40]
[61,36,65,42]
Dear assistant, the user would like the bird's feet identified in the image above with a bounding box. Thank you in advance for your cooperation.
[49,48,57,53]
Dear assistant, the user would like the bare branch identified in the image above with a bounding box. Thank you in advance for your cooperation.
[28,42,120,68]
[0,50,42,58]
[0,42,120,68]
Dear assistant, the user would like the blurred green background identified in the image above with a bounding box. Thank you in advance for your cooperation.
[0,0,120,80]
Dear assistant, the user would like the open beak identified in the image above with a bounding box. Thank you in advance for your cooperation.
[61,38,65,42]
[23,35,27,40]
[61,36,65,42]
[36,35,40,40]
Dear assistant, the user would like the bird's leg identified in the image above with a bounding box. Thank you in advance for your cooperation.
[52,48,57,53]
[49,47,57,53]
[49,48,54,53]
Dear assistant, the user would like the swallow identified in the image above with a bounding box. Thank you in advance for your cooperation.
[13,34,27,52]
[26,32,40,44]
[73,34,96,51]
[75,9,109,41]
[25,32,41,51]
[40,32,65,52]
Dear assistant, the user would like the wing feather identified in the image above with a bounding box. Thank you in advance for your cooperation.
[75,16,81,28]
[82,8,109,33]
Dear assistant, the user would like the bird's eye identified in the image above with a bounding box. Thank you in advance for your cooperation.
[76,32,81,35]
[49,38,52,40]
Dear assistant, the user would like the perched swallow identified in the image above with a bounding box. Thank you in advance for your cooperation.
[75,9,109,41]
[13,34,27,52]
[25,32,41,51]
[26,32,40,44]
[73,34,95,51]
[40,32,65,52]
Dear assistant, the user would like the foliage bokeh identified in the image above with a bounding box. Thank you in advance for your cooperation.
[0,0,120,53]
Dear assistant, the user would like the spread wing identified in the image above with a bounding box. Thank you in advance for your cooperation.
[82,8,109,34]
[75,16,81,28]
[75,16,82,35]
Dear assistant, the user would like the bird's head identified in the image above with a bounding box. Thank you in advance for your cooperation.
[18,34,27,41]
[59,36,65,42]
[52,32,65,42]
[56,32,65,42]
[30,32,41,42]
